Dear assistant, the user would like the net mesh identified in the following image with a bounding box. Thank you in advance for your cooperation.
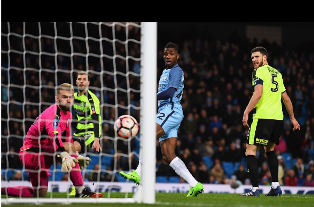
[1,22,142,200]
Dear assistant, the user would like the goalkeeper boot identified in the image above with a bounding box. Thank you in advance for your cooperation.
[119,170,140,185]
[68,186,76,196]
[265,186,282,196]
[186,182,204,197]
[75,187,102,198]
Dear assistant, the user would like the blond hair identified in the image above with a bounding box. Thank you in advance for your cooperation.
[56,83,74,95]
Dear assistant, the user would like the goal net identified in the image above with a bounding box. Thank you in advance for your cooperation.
[1,22,156,204]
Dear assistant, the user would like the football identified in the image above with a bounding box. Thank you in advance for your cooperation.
[114,115,139,138]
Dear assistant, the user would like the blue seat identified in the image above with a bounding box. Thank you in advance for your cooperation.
[202,156,213,169]
[222,162,234,178]
[281,152,293,169]
[101,155,113,166]
[308,149,314,160]
[3,169,14,181]
[88,154,100,165]
[168,176,180,183]
[156,176,168,183]
[233,162,242,172]
[115,172,126,182]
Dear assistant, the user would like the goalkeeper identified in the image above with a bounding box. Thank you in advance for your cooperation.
[69,71,102,196]
[1,83,102,198]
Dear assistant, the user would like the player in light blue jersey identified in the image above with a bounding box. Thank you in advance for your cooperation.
[120,42,203,197]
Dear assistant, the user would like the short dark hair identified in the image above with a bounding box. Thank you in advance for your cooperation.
[251,46,268,57]
[164,42,178,52]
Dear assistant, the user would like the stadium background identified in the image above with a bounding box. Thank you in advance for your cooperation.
[1,22,314,187]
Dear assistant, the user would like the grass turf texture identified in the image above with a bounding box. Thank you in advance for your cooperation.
[2,192,314,207]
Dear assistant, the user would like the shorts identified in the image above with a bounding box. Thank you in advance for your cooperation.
[72,133,94,154]
[156,106,183,142]
[247,119,284,146]
[19,145,55,189]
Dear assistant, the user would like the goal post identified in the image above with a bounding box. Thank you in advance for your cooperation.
[1,22,157,204]
[136,21,157,204]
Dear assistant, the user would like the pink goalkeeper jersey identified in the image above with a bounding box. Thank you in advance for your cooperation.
[20,104,73,152]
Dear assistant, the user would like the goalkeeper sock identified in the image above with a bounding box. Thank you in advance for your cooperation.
[4,186,34,197]
[69,154,84,186]
[75,186,85,194]
[169,157,198,187]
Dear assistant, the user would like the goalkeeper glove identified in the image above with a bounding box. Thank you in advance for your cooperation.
[76,151,91,170]
[59,151,78,172]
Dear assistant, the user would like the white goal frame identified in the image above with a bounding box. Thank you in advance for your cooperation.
[1,22,157,205]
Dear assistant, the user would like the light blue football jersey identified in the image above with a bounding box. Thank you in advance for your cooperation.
[157,64,184,112]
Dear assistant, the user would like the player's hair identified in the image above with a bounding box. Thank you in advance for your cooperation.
[164,42,178,52]
[251,46,268,57]
[56,83,74,95]
[76,70,90,80]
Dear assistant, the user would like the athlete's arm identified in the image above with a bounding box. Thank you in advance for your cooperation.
[157,87,176,100]
[91,98,102,152]
[282,91,300,131]
[242,84,263,128]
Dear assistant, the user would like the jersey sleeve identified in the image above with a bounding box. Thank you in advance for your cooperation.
[279,74,286,93]
[168,67,183,89]
[91,95,101,138]
[253,68,264,86]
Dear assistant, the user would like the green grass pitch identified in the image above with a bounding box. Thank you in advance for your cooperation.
[2,192,314,207]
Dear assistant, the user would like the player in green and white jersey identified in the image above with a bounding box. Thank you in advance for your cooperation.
[69,71,102,196]
[241,46,300,196]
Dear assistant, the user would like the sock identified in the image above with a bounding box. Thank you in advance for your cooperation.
[246,155,259,188]
[75,186,85,194]
[69,154,84,190]
[266,151,279,184]
[271,182,280,188]
[252,187,259,192]
[3,186,34,197]
[169,157,198,187]
[135,151,141,177]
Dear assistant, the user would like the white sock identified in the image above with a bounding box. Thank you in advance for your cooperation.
[272,182,279,188]
[135,151,141,177]
[169,157,198,187]
[75,186,85,194]
[252,187,259,192]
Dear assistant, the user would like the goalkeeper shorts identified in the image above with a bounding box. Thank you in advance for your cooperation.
[19,145,55,189]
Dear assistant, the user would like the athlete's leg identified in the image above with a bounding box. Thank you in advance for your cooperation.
[160,133,199,188]
[265,142,279,186]
[245,144,260,189]
[3,148,52,197]
[134,123,164,177]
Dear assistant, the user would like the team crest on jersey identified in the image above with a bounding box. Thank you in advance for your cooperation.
[53,118,59,129]
[162,75,167,81]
